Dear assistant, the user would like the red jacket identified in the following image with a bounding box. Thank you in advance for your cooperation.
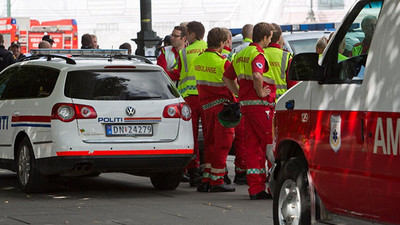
[157,47,180,81]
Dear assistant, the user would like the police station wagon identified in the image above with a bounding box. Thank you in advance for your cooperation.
[0,49,194,193]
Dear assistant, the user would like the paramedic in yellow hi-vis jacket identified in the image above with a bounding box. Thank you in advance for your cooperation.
[264,23,297,101]
[177,21,207,187]
[194,27,237,192]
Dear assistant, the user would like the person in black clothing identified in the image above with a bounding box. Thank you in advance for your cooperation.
[10,41,25,61]
[0,33,16,71]
[42,35,54,47]
[81,33,94,49]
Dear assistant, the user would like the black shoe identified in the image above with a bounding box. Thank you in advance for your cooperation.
[190,176,201,187]
[197,182,210,192]
[188,168,202,187]
[198,167,204,176]
[249,191,272,200]
[210,183,235,192]
[224,174,232,184]
[180,172,190,183]
[188,168,201,178]
[234,173,247,185]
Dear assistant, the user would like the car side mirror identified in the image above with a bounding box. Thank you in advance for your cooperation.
[289,53,323,81]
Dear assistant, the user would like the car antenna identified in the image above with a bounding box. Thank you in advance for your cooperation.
[108,46,114,62]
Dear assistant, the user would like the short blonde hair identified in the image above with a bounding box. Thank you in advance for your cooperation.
[316,36,328,54]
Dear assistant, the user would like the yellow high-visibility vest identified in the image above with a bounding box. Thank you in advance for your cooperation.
[178,40,207,98]
[232,45,274,84]
[194,51,227,86]
[221,48,235,62]
[264,47,291,100]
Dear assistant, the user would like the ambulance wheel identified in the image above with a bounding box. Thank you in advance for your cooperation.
[273,157,311,225]
[16,137,48,193]
[150,172,181,190]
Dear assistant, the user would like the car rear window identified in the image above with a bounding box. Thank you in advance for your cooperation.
[64,70,180,100]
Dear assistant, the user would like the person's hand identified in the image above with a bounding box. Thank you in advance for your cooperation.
[263,85,271,96]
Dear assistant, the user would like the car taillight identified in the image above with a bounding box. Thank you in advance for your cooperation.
[51,103,97,122]
[163,103,191,121]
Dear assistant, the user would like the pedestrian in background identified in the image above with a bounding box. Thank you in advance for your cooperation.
[221,27,247,185]
[119,42,132,55]
[351,15,377,56]
[10,41,25,61]
[42,35,54,48]
[179,22,189,47]
[195,27,236,193]
[232,24,253,54]
[91,34,99,49]
[223,22,275,200]
[316,36,328,55]
[157,26,187,85]
[156,35,171,56]
[38,40,51,49]
[221,28,234,61]
[177,21,207,187]
[0,33,15,71]
[81,33,94,49]
[264,23,296,101]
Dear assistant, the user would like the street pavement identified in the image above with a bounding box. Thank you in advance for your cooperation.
[0,156,273,225]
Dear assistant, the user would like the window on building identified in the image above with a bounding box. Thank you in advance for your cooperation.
[318,0,344,10]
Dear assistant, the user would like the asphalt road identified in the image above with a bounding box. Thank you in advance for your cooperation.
[0,156,273,225]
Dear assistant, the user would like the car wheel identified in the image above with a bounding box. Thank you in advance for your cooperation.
[16,137,48,193]
[273,157,310,225]
[150,172,181,190]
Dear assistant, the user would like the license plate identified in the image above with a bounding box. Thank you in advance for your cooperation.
[105,124,153,136]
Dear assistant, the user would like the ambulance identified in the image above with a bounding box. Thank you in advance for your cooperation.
[269,0,400,224]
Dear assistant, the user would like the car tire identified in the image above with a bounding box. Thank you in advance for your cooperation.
[16,137,48,193]
[150,172,181,190]
[273,157,311,225]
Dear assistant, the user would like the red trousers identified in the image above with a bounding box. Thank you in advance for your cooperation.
[234,117,246,174]
[201,104,234,185]
[184,95,203,169]
[244,110,273,195]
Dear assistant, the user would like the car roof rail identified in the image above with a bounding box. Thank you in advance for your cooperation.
[20,54,77,65]
[112,55,153,64]
[29,49,153,64]
[30,49,128,56]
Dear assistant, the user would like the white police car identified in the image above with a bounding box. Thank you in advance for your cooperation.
[0,49,194,193]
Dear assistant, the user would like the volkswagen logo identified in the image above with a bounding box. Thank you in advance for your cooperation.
[126,106,136,116]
